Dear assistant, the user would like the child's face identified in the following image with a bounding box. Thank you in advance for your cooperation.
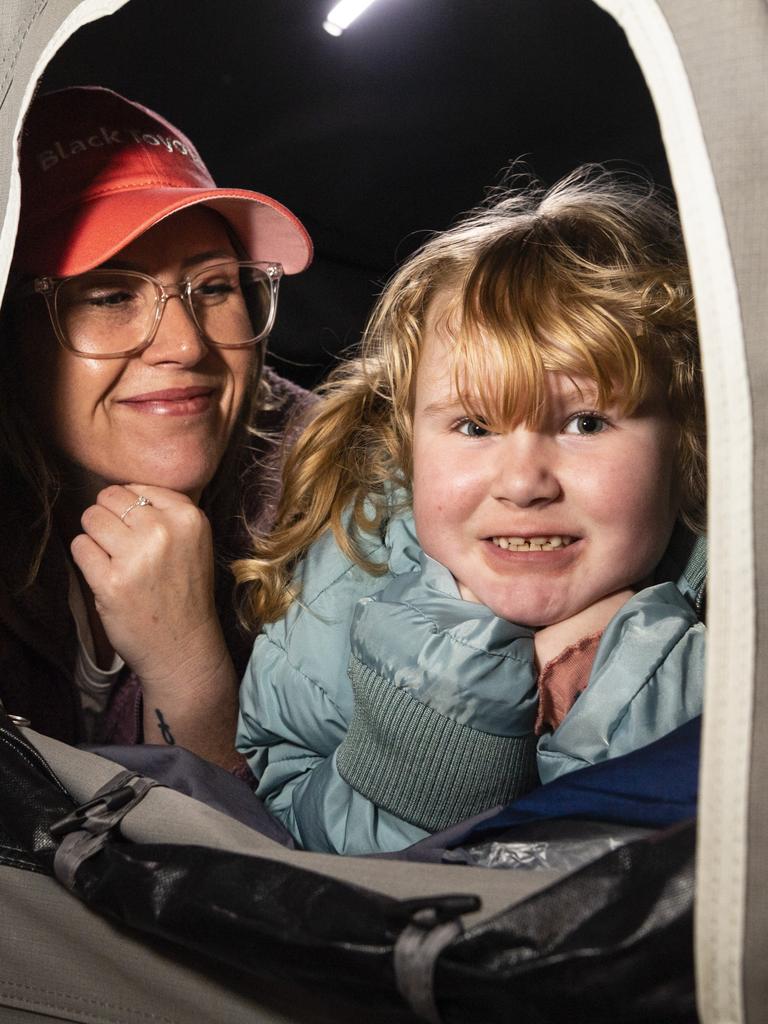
[410,298,680,628]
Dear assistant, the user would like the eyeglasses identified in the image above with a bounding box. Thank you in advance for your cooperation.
[33,260,283,359]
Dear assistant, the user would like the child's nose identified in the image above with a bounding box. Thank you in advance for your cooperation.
[492,434,561,507]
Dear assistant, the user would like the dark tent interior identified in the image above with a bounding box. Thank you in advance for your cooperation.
[40,0,670,389]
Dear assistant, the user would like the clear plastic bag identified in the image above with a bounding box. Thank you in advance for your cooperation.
[444,819,653,872]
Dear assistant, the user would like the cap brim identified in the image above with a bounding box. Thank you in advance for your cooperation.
[18,187,313,277]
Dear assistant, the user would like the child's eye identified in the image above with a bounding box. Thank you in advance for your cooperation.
[563,412,609,436]
[455,418,491,438]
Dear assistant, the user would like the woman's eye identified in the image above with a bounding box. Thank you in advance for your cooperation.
[456,418,491,438]
[85,289,136,308]
[194,279,237,301]
[564,413,608,436]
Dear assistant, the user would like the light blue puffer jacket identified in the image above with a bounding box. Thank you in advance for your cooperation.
[237,511,705,855]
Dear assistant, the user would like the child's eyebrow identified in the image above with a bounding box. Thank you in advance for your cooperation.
[420,398,469,417]
[421,397,481,417]
[556,378,602,406]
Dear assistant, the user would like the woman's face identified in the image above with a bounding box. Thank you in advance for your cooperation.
[23,206,256,503]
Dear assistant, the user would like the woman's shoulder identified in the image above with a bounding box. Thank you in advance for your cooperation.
[253,368,314,433]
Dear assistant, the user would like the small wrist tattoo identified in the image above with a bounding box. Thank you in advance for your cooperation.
[154,708,176,745]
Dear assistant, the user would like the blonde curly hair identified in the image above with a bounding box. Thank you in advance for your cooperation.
[234,168,705,628]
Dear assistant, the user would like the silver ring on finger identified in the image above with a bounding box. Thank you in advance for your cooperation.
[119,495,153,523]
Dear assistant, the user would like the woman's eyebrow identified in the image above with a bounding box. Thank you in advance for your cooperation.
[97,250,235,274]
[180,249,235,270]
[98,258,141,271]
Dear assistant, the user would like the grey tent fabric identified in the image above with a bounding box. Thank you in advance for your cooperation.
[592,6,765,1023]
[0,1,129,297]
[1,1,766,1022]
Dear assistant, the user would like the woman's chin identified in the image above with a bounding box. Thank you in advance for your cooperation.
[63,460,214,506]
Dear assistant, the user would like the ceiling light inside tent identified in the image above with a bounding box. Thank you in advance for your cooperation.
[323,0,379,36]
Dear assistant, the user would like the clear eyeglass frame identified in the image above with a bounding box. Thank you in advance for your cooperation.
[32,260,283,359]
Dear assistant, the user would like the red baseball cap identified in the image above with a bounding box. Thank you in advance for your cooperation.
[13,86,313,277]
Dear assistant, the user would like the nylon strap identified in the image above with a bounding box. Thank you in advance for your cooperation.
[393,907,464,1024]
[53,770,159,890]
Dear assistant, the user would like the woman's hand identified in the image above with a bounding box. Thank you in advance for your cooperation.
[70,483,240,767]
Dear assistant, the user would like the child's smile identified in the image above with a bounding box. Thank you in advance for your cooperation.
[410,294,681,628]
[489,534,574,551]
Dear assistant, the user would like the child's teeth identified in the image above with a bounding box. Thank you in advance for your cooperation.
[492,535,572,550]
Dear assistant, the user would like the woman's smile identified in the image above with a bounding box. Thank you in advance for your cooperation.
[117,385,218,416]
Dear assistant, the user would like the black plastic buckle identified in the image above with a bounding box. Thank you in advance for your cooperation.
[50,783,137,838]
[398,893,481,927]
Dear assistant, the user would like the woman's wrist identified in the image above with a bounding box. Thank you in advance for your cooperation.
[139,622,241,767]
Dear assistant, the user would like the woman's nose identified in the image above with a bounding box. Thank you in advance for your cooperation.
[142,293,208,366]
[492,433,562,507]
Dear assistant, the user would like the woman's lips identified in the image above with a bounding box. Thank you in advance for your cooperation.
[118,386,215,416]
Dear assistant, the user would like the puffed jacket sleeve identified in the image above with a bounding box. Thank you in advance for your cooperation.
[237,515,436,854]
[536,582,706,783]
[238,632,428,854]
[335,553,539,832]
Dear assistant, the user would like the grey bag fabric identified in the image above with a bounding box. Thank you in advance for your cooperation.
[1,718,697,1024]
[31,729,559,922]
[1,869,303,1024]
[0,727,562,1024]
[84,742,298,845]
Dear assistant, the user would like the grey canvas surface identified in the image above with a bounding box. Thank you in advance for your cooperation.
[0,730,565,1021]
[26,728,563,928]
[0,867,357,1024]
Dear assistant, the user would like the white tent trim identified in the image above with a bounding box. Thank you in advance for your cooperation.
[0,0,129,299]
[594,4,757,1021]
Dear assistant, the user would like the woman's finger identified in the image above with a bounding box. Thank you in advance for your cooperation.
[94,484,158,526]
[79,502,143,556]
[97,483,196,520]
[70,532,112,590]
